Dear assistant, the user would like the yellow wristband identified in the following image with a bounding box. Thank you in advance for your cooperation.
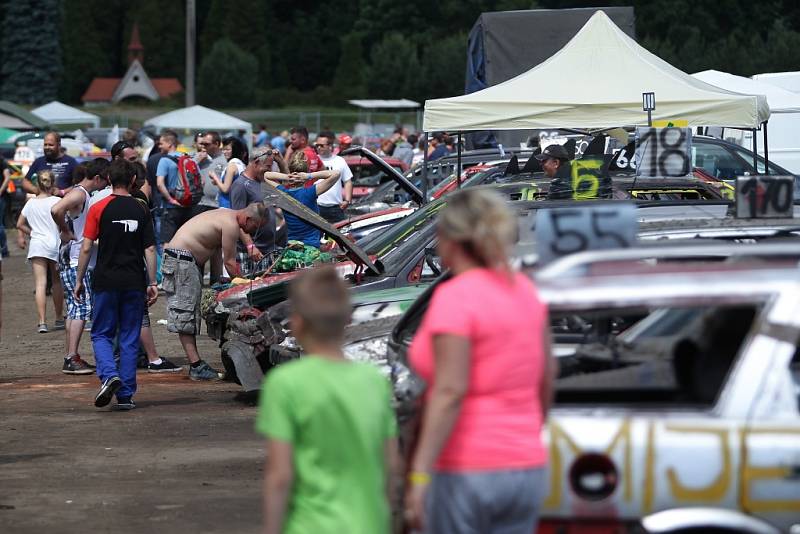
[408,471,431,486]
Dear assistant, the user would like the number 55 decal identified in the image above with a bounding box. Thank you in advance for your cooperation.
[535,204,638,264]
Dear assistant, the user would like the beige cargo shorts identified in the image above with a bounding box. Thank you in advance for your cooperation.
[162,249,202,335]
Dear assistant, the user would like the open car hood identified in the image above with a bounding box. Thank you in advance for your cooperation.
[262,183,381,275]
[340,146,425,205]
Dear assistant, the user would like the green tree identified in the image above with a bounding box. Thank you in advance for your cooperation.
[332,32,367,99]
[60,0,126,104]
[0,0,63,104]
[198,0,228,58]
[417,34,466,100]
[135,0,185,80]
[365,33,420,99]
[197,38,257,107]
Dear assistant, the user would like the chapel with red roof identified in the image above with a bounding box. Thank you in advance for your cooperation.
[82,24,182,105]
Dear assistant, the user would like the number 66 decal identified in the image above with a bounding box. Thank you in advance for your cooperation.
[534,204,638,265]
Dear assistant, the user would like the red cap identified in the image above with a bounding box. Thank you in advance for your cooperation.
[338,134,352,145]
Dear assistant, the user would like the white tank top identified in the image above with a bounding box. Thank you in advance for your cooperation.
[68,186,93,268]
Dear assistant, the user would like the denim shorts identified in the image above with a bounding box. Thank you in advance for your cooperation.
[424,467,547,534]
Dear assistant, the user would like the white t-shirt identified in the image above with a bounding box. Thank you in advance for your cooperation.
[317,154,353,206]
[21,196,61,261]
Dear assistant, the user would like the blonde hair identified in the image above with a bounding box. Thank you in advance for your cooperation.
[289,265,352,341]
[437,189,516,271]
[288,150,308,173]
[37,170,54,193]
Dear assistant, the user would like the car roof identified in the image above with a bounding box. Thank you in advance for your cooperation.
[537,261,800,312]
[535,241,800,283]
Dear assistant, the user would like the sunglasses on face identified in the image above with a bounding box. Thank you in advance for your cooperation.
[314,144,330,149]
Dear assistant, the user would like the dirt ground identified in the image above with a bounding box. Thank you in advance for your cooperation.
[0,230,265,534]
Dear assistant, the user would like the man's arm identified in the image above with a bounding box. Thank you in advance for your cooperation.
[222,223,242,277]
[0,167,11,195]
[384,437,400,512]
[144,245,158,305]
[273,151,288,174]
[341,180,353,207]
[313,169,341,196]
[22,164,38,194]
[262,439,294,534]
[74,237,95,301]
[156,175,179,206]
[51,189,82,239]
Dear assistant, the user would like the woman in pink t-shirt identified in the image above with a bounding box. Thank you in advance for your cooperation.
[405,189,555,533]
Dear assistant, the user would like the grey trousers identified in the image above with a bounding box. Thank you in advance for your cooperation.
[424,468,547,534]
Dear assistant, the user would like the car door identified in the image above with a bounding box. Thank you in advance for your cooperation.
[692,140,755,180]
[541,298,766,527]
[739,295,800,532]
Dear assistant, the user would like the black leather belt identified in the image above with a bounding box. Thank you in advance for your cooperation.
[164,249,195,262]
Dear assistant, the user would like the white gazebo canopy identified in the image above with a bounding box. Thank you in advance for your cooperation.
[423,10,769,131]
[348,99,420,109]
[692,70,800,113]
[144,105,251,133]
[31,101,100,128]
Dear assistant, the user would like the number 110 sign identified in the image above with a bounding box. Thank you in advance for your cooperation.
[735,176,795,219]
[634,127,692,178]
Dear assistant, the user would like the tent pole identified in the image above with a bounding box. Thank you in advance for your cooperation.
[422,132,429,200]
[763,121,769,175]
[752,128,758,174]
[457,133,462,189]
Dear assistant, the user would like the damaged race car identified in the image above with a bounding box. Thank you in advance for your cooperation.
[385,241,800,533]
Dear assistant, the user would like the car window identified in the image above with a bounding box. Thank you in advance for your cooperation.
[361,199,445,259]
[727,143,789,175]
[552,303,760,407]
[349,163,398,186]
[692,143,751,180]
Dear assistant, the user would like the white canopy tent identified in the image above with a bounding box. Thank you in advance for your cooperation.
[692,70,800,172]
[144,105,252,147]
[31,101,100,128]
[423,11,770,132]
[692,70,800,113]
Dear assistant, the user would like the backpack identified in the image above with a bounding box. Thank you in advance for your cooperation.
[166,154,202,207]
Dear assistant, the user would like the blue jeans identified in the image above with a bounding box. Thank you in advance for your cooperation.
[91,290,145,400]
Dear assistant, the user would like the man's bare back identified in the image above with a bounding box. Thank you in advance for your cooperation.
[167,209,240,265]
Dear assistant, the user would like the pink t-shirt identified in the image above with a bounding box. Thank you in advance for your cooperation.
[409,268,549,472]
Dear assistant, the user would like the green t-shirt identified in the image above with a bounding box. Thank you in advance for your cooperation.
[256,356,397,534]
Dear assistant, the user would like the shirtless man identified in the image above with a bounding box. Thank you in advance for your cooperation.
[163,203,267,380]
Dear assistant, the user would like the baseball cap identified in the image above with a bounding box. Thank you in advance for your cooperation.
[338,134,352,145]
[534,144,569,161]
[250,146,273,161]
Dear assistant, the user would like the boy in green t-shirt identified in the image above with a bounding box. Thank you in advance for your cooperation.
[256,266,399,534]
